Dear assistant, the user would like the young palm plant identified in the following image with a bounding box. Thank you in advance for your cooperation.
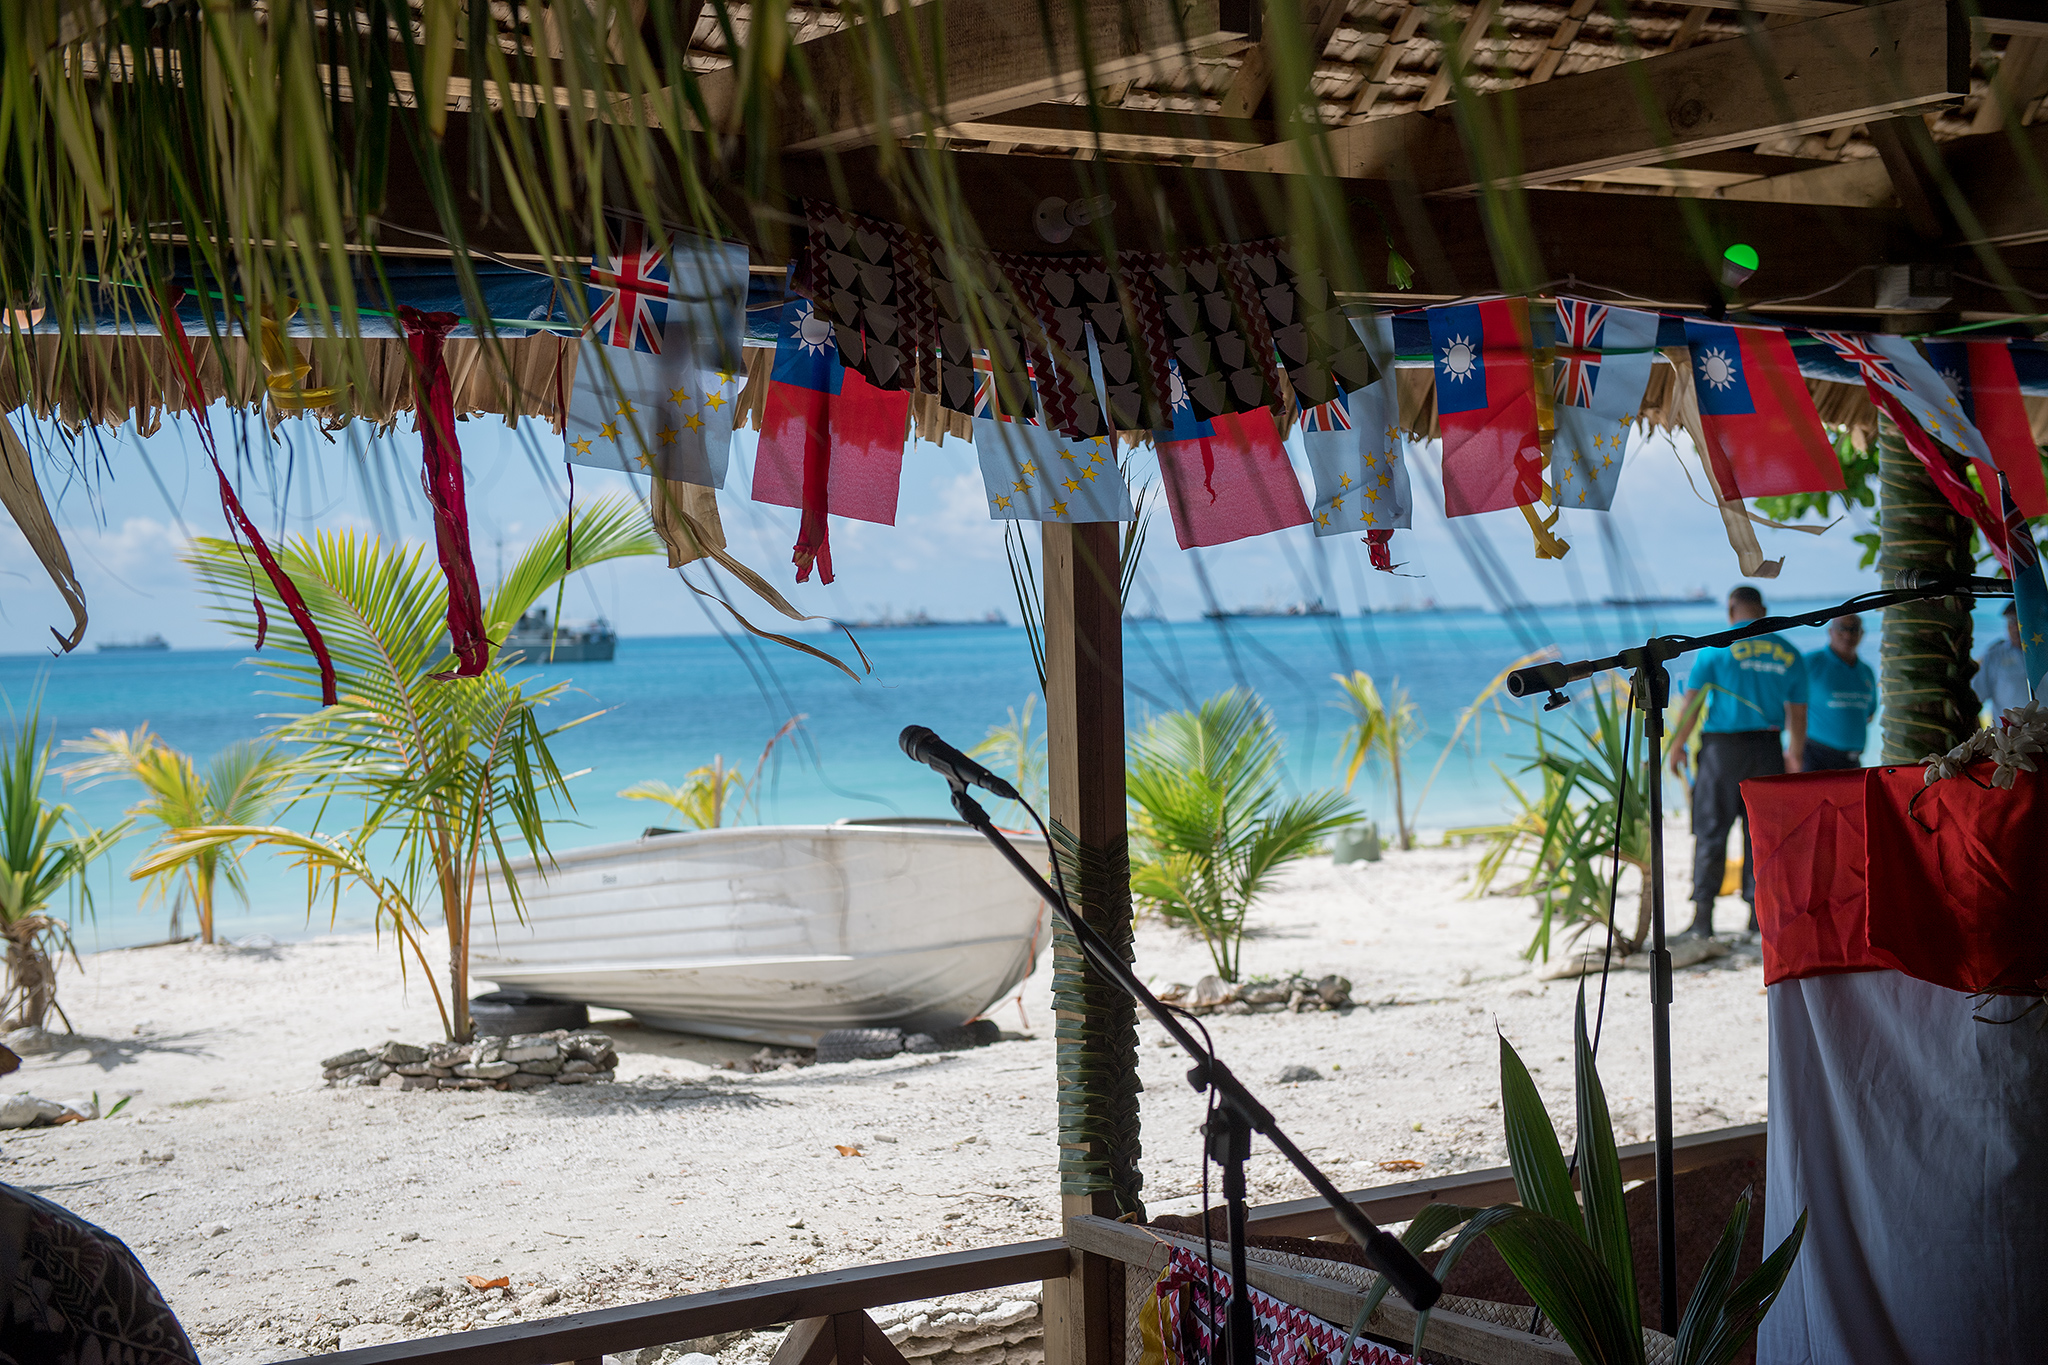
[620,758,749,830]
[1126,689,1354,983]
[1353,991,1805,1365]
[61,725,299,945]
[970,695,1048,825]
[138,496,662,1042]
[1332,671,1422,851]
[1456,683,1655,961]
[0,714,125,1031]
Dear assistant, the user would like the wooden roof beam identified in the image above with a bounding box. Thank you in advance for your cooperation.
[931,105,1275,159]
[1219,0,1969,194]
[694,0,1250,154]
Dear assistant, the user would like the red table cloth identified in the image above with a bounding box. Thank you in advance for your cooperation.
[1745,765,2048,996]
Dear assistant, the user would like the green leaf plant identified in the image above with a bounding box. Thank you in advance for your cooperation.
[1332,671,1421,852]
[136,495,661,1042]
[0,710,125,1031]
[1351,991,1805,1365]
[1126,689,1355,983]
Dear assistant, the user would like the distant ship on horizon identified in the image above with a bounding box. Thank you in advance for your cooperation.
[1203,600,1338,621]
[833,609,1008,630]
[97,634,170,653]
[498,608,616,663]
[1603,589,1712,608]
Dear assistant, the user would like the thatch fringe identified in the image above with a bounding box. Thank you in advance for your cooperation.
[11,335,2048,454]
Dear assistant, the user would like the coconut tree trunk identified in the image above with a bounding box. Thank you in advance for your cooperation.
[195,866,216,945]
[1876,415,1979,762]
[3,922,57,1030]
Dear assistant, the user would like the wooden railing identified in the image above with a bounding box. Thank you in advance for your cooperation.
[278,1124,1767,1365]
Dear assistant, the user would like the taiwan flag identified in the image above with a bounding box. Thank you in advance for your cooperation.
[1154,363,1309,549]
[1428,299,1540,516]
[1681,320,1842,500]
[1924,339,2047,518]
[751,296,909,584]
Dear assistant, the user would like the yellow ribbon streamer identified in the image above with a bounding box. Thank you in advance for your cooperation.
[1521,486,1571,560]
[258,301,341,410]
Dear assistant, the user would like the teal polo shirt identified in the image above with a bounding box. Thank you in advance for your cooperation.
[1685,633,1808,733]
[1804,647,1877,754]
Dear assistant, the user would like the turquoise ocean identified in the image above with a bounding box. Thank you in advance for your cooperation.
[5,596,2011,952]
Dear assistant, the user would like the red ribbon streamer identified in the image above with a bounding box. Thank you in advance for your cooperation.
[399,308,491,679]
[1365,529,1396,572]
[157,291,338,705]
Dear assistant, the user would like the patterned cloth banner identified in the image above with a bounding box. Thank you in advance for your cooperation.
[752,296,909,584]
[1924,338,2048,517]
[1550,299,1657,512]
[1156,362,1309,549]
[1302,317,1410,540]
[567,223,751,487]
[1814,329,2009,566]
[1681,319,1842,500]
[1139,1245,1414,1365]
[1243,242,1378,407]
[1429,298,1542,516]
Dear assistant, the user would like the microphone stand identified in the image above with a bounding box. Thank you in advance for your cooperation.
[1502,579,2009,1335]
[933,780,1441,1365]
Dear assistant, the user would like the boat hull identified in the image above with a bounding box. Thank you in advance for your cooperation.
[474,823,1052,1047]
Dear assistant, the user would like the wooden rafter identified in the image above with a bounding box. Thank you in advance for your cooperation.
[932,105,1275,158]
[1346,1,1425,119]
[694,0,1249,153]
[1216,0,1349,119]
[1417,0,1501,113]
[1219,0,1967,195]
[1529,0,1599,86]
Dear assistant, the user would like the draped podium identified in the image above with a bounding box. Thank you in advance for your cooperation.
[1744,768,2048,1365]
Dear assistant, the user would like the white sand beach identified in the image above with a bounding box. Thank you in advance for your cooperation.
[0,832,1769,1363]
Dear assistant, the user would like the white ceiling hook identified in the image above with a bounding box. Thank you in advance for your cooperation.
[1034,195,1116,245]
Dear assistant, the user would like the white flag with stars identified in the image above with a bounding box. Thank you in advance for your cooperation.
[566,350,741,488]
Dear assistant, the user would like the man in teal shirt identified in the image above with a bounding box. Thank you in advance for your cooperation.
[1803,615,1876,770]
[1667,586,1809,938]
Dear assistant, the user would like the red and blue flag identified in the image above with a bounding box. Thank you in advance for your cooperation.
[587,218,673,354]
[1153,363,1308,549]
[751,296,908,584]
[1681,319,1842,500]
[1428,298,1541,516]
[1551,299,1656,512]
[1924,339,2048,519]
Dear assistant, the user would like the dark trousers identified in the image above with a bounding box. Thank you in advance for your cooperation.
[1689,731,1784,931]
[1804,739,1860,771]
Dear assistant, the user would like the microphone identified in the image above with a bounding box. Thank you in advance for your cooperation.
[899,725,1021,801]
[1891,569,2014,595]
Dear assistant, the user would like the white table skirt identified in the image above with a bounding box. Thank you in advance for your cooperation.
[1760,971,2048,1365]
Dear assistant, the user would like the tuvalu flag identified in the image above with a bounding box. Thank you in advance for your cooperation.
[2001,471,2048,703]
[1925,339,2048,518]
[1301,317,1410,539]
[1550,299,1657,512]
[1428,298,1542,516]
[751,295,909,584]
[1681,319,1842,499]
[974,355,1134,523]
[565,222,750,487]
[1154,362,1309,549]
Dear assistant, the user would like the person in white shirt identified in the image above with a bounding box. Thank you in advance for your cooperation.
[1977,603,2031,720]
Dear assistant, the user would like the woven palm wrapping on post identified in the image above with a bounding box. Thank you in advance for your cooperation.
[1876,415,1981,763]
[1050,820,1145,1216]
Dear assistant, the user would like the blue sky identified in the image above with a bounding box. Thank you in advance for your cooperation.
[0,403,1878,650]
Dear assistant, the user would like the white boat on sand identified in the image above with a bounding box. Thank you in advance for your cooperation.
[474,819,1052,1048]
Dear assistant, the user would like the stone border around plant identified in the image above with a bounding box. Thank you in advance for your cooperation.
[321,1031,617,1091]
[1155,972,1352,1015]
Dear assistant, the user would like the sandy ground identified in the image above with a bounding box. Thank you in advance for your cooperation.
[0,828,1769,1362]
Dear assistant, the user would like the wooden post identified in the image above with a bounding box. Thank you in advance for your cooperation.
[1039,521,1138,1365]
